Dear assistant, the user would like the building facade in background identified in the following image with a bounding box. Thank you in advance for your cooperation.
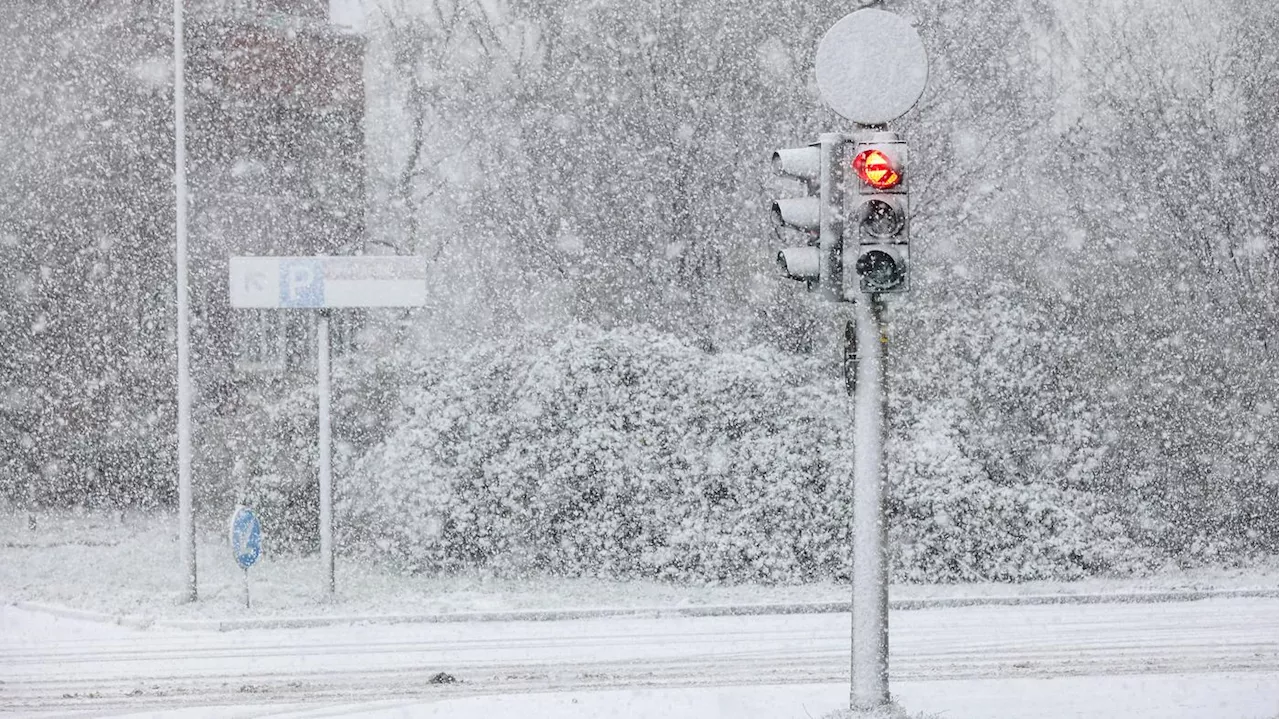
[184,0,366,381]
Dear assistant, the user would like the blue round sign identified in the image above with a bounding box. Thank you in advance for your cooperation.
[229,507,262,569]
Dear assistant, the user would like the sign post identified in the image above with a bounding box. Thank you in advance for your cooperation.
[229,256,427,597]
[812,7,928,712]
[317,309,334,596]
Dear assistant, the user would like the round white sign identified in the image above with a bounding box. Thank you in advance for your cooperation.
[815,9,928,125]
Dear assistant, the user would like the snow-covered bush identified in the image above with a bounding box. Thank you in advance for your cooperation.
[340,324,1148,584]
[887,400,1148,582]
[888,285,1155,581]
[340,326,848,583]
[209,355,408,552]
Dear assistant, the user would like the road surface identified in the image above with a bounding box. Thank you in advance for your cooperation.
[1,596,1275,715]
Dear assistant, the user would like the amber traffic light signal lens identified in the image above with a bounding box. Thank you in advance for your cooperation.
[858,199,905,239]
[852,149,901,189]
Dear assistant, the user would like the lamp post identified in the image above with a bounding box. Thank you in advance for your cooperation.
[173,0,196,603]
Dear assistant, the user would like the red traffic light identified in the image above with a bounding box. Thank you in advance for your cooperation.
[852,148,901,190]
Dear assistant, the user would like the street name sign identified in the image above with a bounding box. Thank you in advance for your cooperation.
[229,256,428,308]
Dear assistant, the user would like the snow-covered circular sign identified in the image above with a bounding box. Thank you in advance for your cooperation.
[815,9,929,125]
[229,506,262,570]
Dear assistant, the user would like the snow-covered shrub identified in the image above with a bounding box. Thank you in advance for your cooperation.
[211,355,408,552]
[887,401,1149,582]
[340,326,849,583]
[340,324,1149,583]
[887,285,1156,581]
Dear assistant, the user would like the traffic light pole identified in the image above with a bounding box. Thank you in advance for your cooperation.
[848,292,890,710]
[775,126,900,711]
[808,2,924,706]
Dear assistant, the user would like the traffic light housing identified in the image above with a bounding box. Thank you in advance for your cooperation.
[771,145,822,289]
[844,132,909,295]
[771,136,844,300]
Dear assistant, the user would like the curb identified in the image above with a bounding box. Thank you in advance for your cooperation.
[889,587,1279,610]
[11,587,1276,632]
[11,600,155,630]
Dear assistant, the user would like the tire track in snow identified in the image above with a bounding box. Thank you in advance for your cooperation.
[2,597,1275,714]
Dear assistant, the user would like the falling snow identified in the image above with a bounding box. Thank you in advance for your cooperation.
[0,0,1276,716]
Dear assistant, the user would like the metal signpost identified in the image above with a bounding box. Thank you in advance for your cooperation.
[229,255,427,597]
[173,0,197,605]
[794,7,928,712]
[229,506,262,608]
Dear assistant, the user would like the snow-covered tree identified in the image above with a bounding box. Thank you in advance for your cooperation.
[0,1,176,506]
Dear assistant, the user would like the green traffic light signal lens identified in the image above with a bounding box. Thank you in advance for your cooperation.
[858,199,905,239]
[855,250,904,290]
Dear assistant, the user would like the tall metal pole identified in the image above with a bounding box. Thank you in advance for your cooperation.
[173,0,196,603]
[849,293,889,709]
[317,311,335,597]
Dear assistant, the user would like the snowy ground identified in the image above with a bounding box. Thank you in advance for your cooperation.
[2,509,1275,623]
[48,677,1280,719]
[3,509,1277,718]
[2,597,1276,717]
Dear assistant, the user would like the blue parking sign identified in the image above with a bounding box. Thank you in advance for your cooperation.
[279,259,324,308]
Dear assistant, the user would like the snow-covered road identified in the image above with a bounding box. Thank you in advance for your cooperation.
[2,597,1275,715]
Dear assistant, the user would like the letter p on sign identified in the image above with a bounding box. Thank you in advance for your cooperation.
[280,259,324,308]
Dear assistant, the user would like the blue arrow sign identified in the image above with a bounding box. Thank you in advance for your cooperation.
[230,507,262,570]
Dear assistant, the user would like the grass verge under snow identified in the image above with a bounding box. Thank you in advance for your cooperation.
[1,508,1274,622]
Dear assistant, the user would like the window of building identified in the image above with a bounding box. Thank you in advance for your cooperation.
[233,310,286,372]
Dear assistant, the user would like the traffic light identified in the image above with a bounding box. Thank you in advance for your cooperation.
[844,131,909,295]
[771,145,821,287]
[771,136,844,300]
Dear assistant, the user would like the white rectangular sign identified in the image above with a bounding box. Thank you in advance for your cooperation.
[229,256,428,308]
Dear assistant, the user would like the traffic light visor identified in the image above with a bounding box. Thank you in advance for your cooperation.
[777,247,821,281]
[852,149,901,190]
